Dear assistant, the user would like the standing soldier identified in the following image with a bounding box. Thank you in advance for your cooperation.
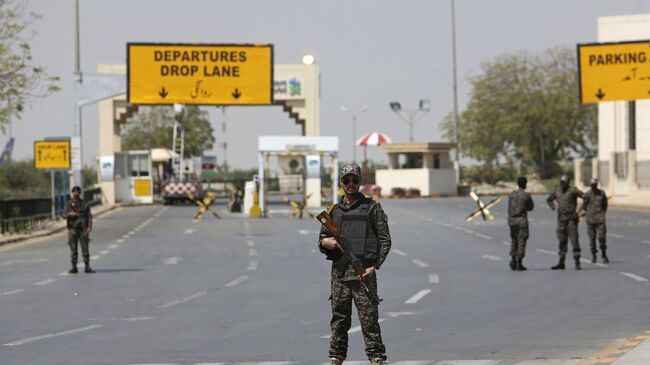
[64,186,95,274]
[580,178,609,264]
[508,176,534,271]
[547,175,584,270]
[319,163,391,365]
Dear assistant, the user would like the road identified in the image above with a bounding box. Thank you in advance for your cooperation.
[0,197,648,365]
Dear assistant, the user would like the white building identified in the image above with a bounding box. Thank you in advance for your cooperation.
[575,14,650,207]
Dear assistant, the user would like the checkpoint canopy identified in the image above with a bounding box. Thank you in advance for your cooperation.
[128,43,273,105]
[258,136,339,213]
[578,40,650,104]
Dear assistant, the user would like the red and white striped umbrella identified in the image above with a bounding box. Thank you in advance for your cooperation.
[356,132,392,146]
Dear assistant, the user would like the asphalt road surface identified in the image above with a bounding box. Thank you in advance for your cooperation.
[1,196,648,365]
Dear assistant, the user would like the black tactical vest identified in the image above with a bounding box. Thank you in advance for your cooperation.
[330,197,380,264]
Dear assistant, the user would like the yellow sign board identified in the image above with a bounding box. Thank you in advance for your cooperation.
[128,43,273,105]
[578,41,650,104]
[34,140,71,169]
[133,179,151,197]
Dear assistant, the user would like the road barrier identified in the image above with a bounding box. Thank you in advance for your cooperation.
[0,188,101,234]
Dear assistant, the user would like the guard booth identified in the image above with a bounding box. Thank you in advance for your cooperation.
[258,136,339,214]
[109,150,153,204]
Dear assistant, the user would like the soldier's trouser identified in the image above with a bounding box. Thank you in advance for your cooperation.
[557,217,581,259]
[68,228,90,265]
[509,224,529,259]
[329,275,386,360]
[587,223,607,254]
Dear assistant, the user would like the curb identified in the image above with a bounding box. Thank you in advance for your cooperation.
[579,330,650,365]
[0,204,119,248]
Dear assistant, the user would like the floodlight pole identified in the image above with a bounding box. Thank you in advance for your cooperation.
[451,0,461,171]
[71,0,83,188]
[341,106,368,163]
[389,102,429,142]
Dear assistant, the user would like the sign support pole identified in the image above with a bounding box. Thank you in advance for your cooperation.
[51,171,55,219]
[628,100,636,150]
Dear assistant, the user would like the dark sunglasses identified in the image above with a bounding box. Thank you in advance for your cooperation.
[342,177,360,185]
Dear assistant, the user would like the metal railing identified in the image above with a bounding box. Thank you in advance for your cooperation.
[1,187,101,235]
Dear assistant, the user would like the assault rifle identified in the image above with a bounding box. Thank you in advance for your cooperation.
[316,211,382,305]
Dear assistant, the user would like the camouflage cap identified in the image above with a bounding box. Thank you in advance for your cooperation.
[339,162,361,179]
[560,175,570,183]
[590,178,599,185]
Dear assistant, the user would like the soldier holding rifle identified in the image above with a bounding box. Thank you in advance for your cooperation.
[318,163,391,365]
[64,186,95,274]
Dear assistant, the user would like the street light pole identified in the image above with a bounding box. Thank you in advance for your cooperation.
[389,100,430,142]
[451,0,461,173]
[340,106,368,162]
[72,0,83,187]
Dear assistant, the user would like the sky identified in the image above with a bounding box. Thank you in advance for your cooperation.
[6,0,650,169]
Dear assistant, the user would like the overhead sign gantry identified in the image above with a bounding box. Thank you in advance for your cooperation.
[127,43,273,105]
[578,40,650,104]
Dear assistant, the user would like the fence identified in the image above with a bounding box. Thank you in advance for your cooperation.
[1,187,101,235]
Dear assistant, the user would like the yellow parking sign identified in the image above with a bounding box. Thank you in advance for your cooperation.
[578,40,650,104]
[128,43,273,105]
[34,140,71,169]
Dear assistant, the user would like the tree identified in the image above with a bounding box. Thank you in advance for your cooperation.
[442,47,597,178]
[0,0,60,131]
[122,106,215,158]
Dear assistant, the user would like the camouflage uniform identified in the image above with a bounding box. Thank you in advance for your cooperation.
[508,188,534,260]
[64,197,93,266]
[581,188,608,255]
[547,186,584,259]
[319,192,391,361]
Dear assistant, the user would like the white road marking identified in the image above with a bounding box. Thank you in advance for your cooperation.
[164,257,180,265]
[393,249,408,256]
[58,271,69,276]
[642,239,650,245]
[34,278,56,286]
[391,362,433,365]
[246,239,255,247]
[158,291,207,309]
[321,319,386,338]
[100,250,109,255]
[90,255,101,261]
[184,229,196,235]
[511,360,581,365]
[434,361,500,365]
[429,274,440,284]
[0,258,49,266]
[481,255,503,261]
[119,316,154,322]
[1,324,103,347]
[1,289,24,295]
[620,272,649,282]
[405,289,432,304]
[117,239,125,243]
[463,228,475,234]
[247,260,258,271]
[386,311,416,317]
[502,241,511,246]
[129,231,136,235]
[249,249,257,257]
[607,233,624,239]
[225,275,249,287]
[298,229,318,235]
[580,258,591,264]
[108,244,118,249]
[474,233,492,240]
[122,235,130,239]
[536,249,557,255]
[412,259,430,268]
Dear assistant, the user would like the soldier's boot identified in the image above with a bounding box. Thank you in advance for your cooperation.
[84,263,95,274]
[68,264,78,274]
[509,257,517,271]
[517,259,527,271]
[551,257,565,270]
[329,358,343,365]
[591,253,597,264]
[602,250,610,264]
[370,358,384,365]
[574,257,582,270]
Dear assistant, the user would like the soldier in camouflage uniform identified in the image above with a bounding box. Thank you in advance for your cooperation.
[547,175,584,270]
[579,178,609,264]
[508,176,534,271]
[64,186,95,274]
[319,163,391,365]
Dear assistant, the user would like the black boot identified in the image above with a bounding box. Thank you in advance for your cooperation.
[591,253,597,264]
[575,257,582,270]
[517,258,527,271]
[602,250,610,264]
[68,264,78,274]
[84,264,95,273]
[509,258,517,271]
[551,257,565,270]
